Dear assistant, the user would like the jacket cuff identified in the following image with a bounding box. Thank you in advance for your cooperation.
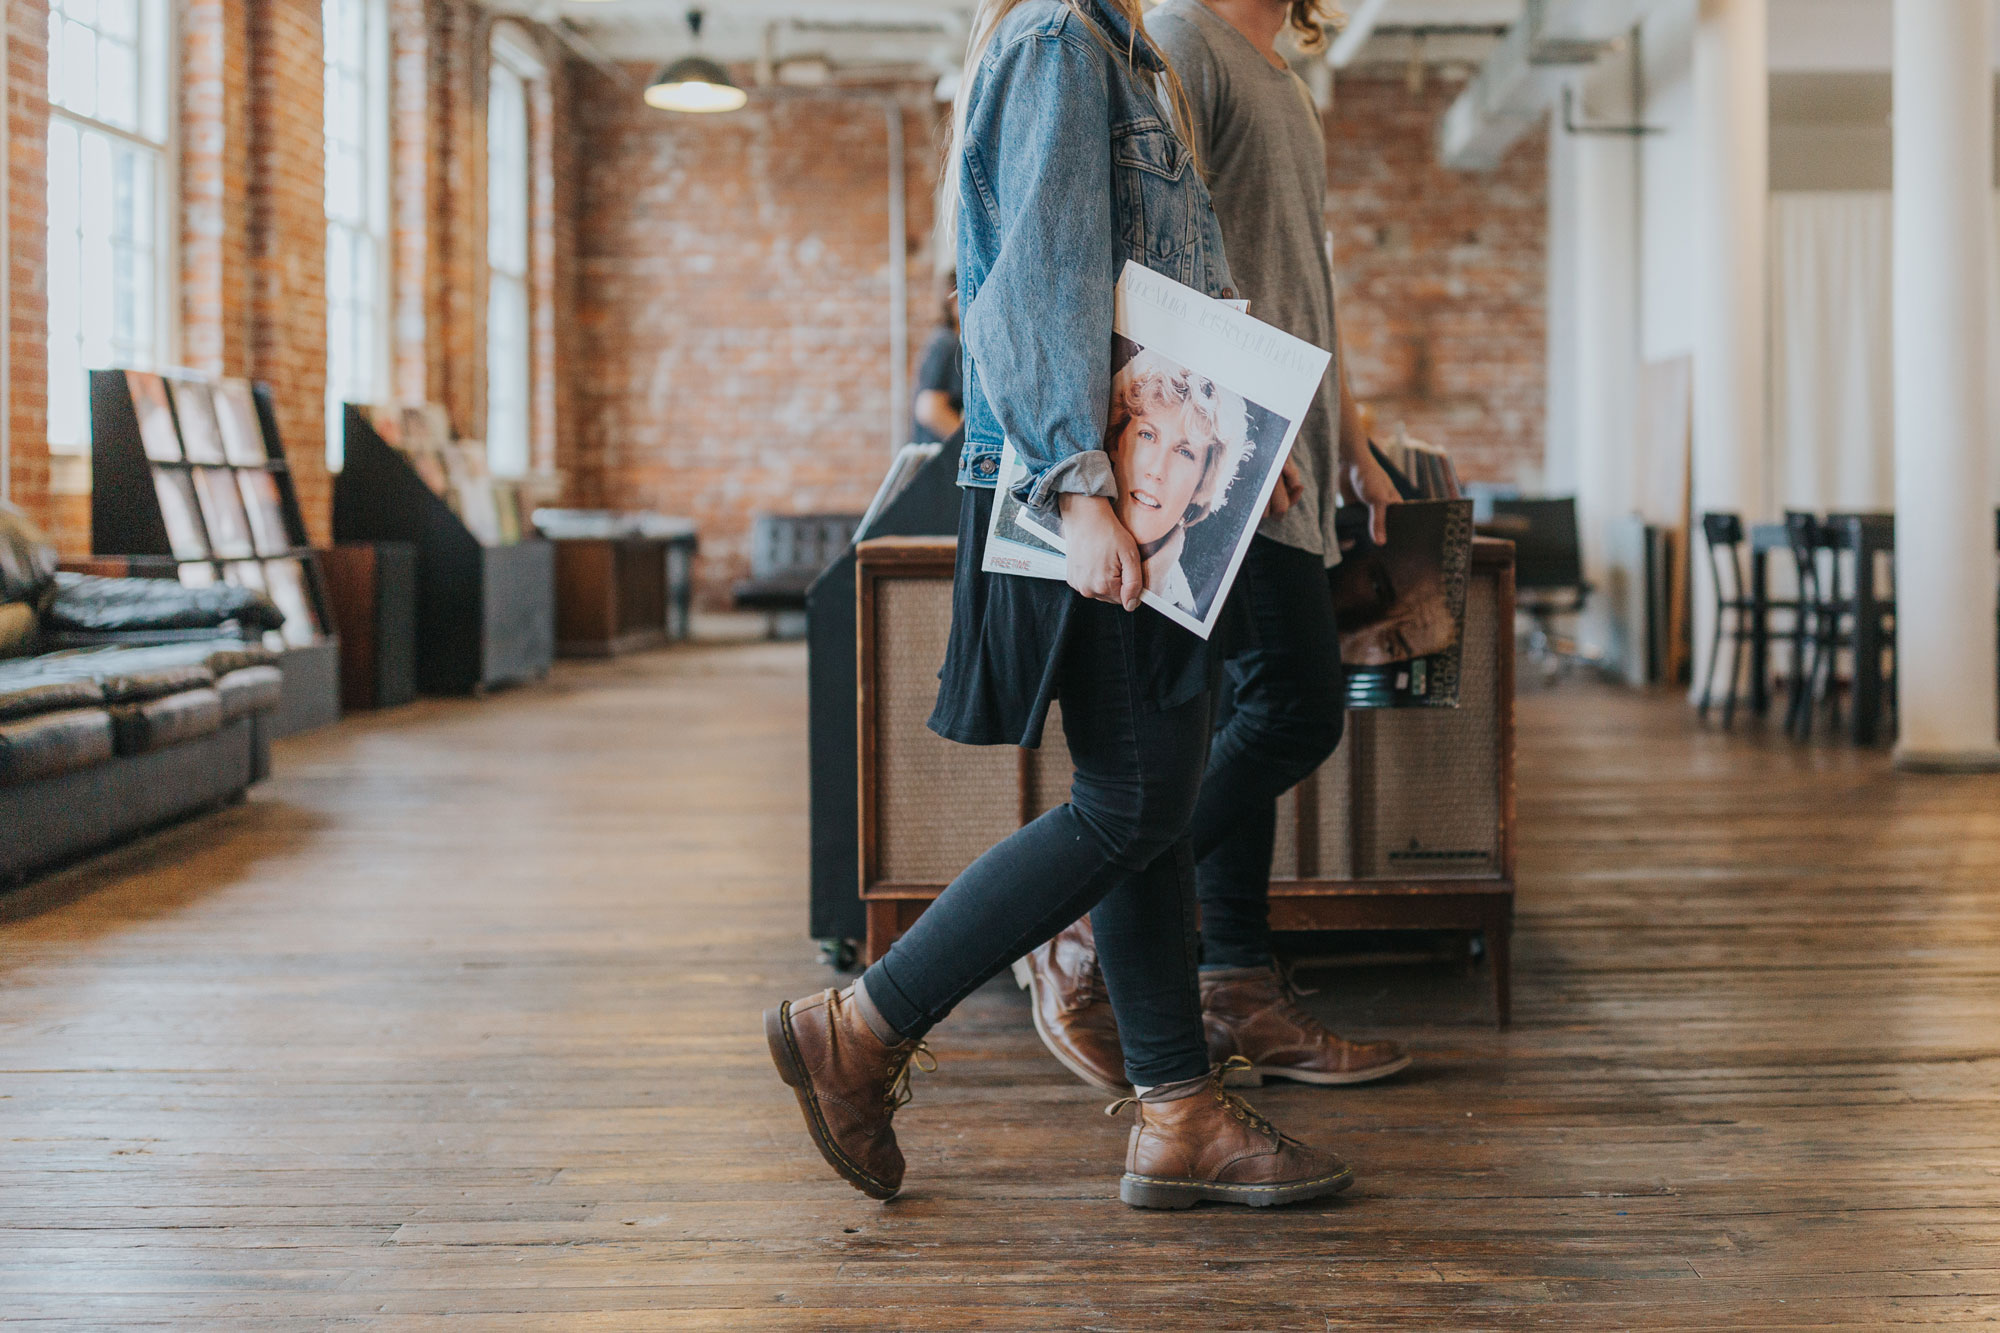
[1021,449,1117,514]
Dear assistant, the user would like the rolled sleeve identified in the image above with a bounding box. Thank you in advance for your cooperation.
[958,30,1117,505]
[1024,448,1117,513]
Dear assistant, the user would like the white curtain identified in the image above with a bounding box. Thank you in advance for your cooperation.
[1769,193,1895,512]
[1769,190,2000,513]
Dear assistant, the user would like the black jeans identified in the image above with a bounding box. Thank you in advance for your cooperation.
[862,597,1214,1087]
[1185,537,1346,970]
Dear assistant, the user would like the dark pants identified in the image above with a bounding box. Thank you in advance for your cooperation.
[862,597,1214,1087]
[1185,537,1347,970]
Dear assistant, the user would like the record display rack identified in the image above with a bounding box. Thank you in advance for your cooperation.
[332,405,554,695]
[89,369,341,735]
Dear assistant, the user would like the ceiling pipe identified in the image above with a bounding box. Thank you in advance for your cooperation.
[1436,0,1661,170]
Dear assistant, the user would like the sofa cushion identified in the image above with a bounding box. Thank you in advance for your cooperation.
[0,706,115,785]
[0,601,36,659]
[0,501,59,609]
[216,664,284,721]
[0,677,106,721]
[109,687,222,755]
[46,571,286,635]
[13,651,214,704]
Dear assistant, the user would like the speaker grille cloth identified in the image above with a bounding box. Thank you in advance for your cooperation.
[1306,739,1356,879]
[873,577,1018,884]
[870,566,1503,888]
[1269,787,1300,879]
[1355,570,1501,877]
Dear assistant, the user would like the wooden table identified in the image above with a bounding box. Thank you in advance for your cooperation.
[545,524,698,657]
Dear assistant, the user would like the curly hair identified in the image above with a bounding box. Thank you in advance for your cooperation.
[1287,0,1341,55]
[1105,350,1253,526]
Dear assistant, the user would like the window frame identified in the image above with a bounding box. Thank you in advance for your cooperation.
[322,0,392,471]
[484,23,544,481]
[44,0,178,456]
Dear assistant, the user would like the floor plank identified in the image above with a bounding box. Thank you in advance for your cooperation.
[4,643,1999,1329]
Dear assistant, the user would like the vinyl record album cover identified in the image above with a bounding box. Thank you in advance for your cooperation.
[239,469,291,556]
[127,371,182,463]
[261,557,322,647]
[986,262,1329,640]
[177,562,219,588]
[1331,498,1474,708]
[214,379,268,465]
[222,559,266,590]
[168,379,226,464]
[151,467,209,560]
[192,467,255,559]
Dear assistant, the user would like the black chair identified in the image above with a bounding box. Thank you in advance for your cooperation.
[1488,497,1591,670]
[1783,512,1898,740]
[1697,512,1763,726]
[1822,513,1897,742]
[734,513,863,637]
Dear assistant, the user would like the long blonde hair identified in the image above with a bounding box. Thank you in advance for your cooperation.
[940,0,1200,250]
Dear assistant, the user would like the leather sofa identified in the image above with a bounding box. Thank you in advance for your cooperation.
[1,504,288,886]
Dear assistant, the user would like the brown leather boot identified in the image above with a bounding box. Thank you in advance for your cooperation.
[1201,966,1411,1086]
[1010,918,1128,1093]
[1115,1061,1356,1209]
[765,986,932,1200]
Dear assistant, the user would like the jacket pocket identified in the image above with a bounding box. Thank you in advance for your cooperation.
[1112,122,1197,277]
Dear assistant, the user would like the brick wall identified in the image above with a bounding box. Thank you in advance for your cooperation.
[8,0,571,551]
[390,1,572,488]
[568,73,945,606]
[568,68,1544,607]
[1327,71,1547,486]
[4,0,49,536]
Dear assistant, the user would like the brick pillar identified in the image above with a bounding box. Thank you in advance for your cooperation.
[389,0,429,405]
[3,0,50,531]
[432,0,483,437]
[181,0,251,375]
[248,0,329,542]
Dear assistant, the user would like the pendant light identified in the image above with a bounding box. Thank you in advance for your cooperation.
[645,10,747,114]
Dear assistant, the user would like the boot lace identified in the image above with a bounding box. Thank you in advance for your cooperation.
[1270,959,1334,1039]
[1211,1058,1282,1142]
[884,1041,936,1111]
[1104,1058,1281,1144]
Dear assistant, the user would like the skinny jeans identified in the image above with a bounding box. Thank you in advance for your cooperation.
[1185,536,1348,970]
[861,595,1214,1087]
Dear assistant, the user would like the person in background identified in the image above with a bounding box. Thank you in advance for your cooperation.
[910,271,964,444]
[1015,0,1414,1094]
[764,0,1357,1212]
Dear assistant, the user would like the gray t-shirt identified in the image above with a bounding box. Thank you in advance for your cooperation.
[1148,0,1344,563]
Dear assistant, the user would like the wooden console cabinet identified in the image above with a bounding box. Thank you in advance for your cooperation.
[855,535,1518,1024]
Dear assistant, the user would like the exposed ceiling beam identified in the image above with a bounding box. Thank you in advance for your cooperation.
[1327,0,1396,68]
[1437,0,1660,169]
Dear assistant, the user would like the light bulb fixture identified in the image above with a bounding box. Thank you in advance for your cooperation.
[645,10,747,113]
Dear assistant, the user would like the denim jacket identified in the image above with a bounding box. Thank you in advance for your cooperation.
[954,0,1235,504]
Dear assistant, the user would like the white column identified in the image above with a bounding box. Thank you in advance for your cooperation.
[1546,63,1641,674]
[1689,0,1767,691]
[1891,0,2000,770]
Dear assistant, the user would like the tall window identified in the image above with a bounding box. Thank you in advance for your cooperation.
[486,28,542,479]
[324,0,390,470]
[45,0,171,452]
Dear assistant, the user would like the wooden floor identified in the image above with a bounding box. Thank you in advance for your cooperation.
[5,644,2000,1330]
